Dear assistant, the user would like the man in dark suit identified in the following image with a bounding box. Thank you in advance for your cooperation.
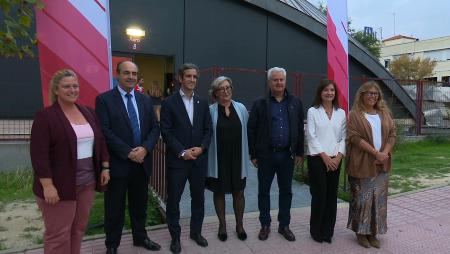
[248,67,304,242]
[160,63,212,253]
[96,61,161,254]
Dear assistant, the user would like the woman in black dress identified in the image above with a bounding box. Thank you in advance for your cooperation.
[207,76,251,241]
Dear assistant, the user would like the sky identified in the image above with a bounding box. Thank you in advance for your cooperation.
[307,0,450,41]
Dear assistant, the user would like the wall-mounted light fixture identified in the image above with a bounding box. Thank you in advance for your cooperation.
[126,27,146,50]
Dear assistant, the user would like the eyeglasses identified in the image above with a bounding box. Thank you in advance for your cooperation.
[364,91,379,97]
[218,86,232,93]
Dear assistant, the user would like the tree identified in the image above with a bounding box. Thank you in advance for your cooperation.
[352,31,381,58]
[388,55,437,80]
[0,0,44,58]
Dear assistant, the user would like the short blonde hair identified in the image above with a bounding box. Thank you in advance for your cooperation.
[209,76,233,100]
[49,69,77,104]
[351,80,391,115]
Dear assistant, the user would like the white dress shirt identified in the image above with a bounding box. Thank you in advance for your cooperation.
[180,88,194,125]
[307,105,346,156]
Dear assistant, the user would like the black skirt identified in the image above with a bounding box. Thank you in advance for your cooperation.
[206,104,246,193]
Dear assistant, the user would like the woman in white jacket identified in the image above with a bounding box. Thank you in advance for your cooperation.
[306,79,346,244]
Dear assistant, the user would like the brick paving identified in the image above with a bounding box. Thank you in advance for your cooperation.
[13,185,450,254]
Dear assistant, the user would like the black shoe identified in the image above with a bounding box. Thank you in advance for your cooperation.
[278,226,296,241]
[106,247,117,254]
[323,237,332,243]
[133,238,161,251]
[258,225,270,241]
[218,227,228,241]
[311,234,323,243]
[236,226,247,241]
[170,238,181,254]
[190,233,208,247]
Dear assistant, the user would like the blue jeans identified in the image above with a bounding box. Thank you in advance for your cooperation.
[257,151,294,227]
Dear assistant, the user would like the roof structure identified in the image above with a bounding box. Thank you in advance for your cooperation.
[243,0,417,119]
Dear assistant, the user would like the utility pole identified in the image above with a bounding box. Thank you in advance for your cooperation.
[393,12,396,36]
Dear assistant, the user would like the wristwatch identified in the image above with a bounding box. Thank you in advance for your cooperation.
[179,150,186,158]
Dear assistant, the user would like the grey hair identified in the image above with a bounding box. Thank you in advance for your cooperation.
[267,67,286,80]
[209,76,233,99]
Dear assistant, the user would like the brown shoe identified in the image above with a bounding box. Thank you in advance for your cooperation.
[356,234,371,248]
[278,226,296,241]
[258,226,270,241]
[367,235,380,248]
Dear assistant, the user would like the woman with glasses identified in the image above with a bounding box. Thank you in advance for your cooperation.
[207,76,250,241]
[346,81,396,249]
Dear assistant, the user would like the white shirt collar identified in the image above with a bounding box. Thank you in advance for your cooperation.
[179,88,194,98]
[117,85,135,98]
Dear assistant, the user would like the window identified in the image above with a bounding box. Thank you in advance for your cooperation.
[384,59,391,68]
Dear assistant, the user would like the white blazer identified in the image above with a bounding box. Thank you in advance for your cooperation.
[306,105,346,156]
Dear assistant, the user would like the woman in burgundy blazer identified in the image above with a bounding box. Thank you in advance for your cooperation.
[30,69,110,254]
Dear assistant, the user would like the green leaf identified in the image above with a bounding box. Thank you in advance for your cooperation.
[18,15,32,27]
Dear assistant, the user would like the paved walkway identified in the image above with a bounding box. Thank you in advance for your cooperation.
[14,185,450,254]
[180,166,316,218]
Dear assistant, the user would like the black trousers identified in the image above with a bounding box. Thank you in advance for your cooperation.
[104,165,149,248]
[258,151,294,227]
[166,163,207,239]
[307,155,340,239]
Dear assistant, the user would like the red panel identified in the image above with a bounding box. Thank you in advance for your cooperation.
[36,10,109,105]
[327,13,349,113]
[40,0,108,68]
[38,42,103,108]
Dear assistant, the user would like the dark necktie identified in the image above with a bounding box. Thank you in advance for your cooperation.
[125,93,141,146]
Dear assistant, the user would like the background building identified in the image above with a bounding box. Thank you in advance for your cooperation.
[381,35,450,83]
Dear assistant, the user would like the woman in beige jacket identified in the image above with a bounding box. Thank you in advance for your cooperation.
[346,81,396,249]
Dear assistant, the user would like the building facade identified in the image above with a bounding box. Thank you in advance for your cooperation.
[381,35,450,83]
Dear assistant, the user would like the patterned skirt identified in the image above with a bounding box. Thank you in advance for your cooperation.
[347,172,388,235]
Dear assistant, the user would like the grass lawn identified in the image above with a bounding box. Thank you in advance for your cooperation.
[0,169,163,236]
[295,137,450,201]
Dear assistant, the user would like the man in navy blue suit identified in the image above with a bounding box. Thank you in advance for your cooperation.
[96,61,161,254]
[160,63,212,253]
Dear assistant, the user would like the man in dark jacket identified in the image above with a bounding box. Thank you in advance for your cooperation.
[248,67,304,242]
[96,61,161,254]
[160,63,212,253]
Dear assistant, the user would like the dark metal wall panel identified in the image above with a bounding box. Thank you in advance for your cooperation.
[184,0,268,107]
[266,14,327,108]
[0,57,42,118]
[109,0,184,68]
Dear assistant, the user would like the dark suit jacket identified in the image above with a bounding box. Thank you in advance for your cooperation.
[95,87,160,177]
[30,102,110,200]
[160,91,212,169]
[248,91,305,160]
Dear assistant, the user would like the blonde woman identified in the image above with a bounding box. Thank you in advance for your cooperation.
[346,81,396,249]
[30,69,110,254]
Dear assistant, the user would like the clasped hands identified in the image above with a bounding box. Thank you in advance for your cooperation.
[320,153,341,172]
[374,151,389,170]
[181,147,203,160]
[128,146,148,163]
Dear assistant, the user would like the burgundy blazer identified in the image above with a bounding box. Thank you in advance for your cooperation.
[30,102,110,200]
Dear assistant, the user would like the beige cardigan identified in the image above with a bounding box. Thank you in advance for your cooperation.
[345,110,396,178]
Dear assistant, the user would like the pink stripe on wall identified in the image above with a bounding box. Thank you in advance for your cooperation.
[327,4,349,113]
[41,0,108,68]
[36,0,111,107]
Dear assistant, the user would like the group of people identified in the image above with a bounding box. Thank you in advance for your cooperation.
[30,61,396,254]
